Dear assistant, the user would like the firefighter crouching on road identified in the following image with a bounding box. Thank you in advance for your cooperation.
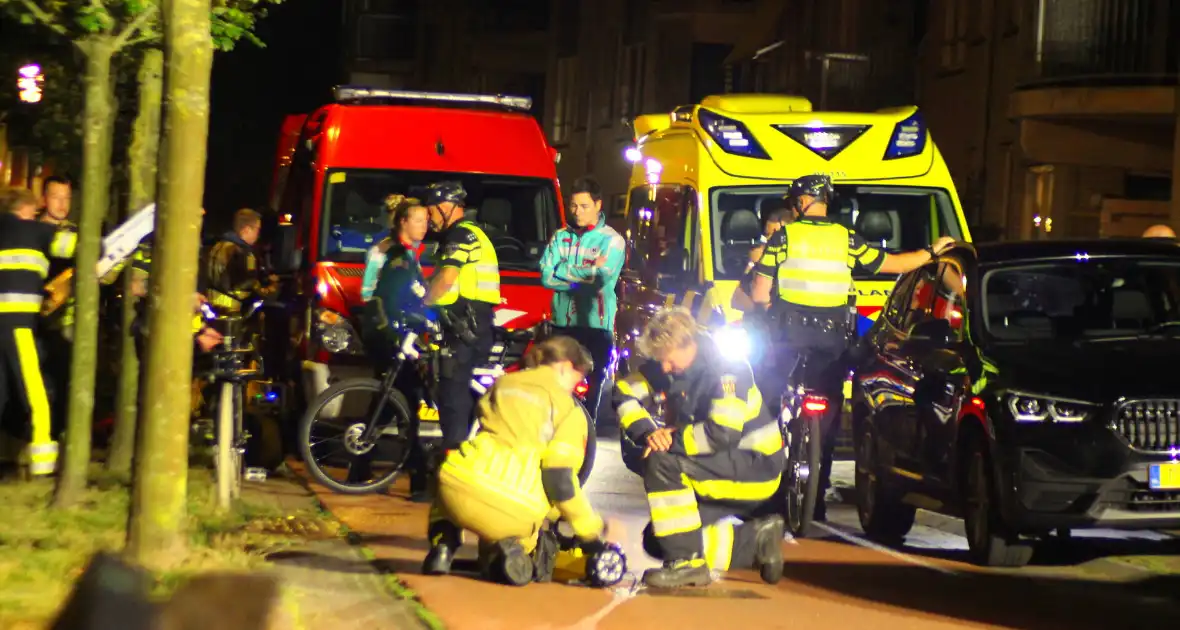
[749,174,954,521]
[614,307,787,589]
[0,187,80,476]
[421,181,500,451]
[422,336,611,586]
[359,196,433,502]
[202,208,278,313]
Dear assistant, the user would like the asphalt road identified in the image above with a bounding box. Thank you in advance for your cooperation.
[305,442,1180,630]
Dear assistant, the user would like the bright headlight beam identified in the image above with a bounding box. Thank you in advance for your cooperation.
[714,326,750,361]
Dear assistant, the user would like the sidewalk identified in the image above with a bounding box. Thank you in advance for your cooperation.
[241,471,433,630]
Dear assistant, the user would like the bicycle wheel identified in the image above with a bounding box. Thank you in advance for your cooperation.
[575,399,596,486]
[299,377,414,494]
[215,381,240,509]
[785,408,822,537]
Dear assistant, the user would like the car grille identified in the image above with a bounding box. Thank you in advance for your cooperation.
[1113,400,1180,452]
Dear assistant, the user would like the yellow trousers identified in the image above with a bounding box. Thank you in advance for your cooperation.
[430,435,551,553]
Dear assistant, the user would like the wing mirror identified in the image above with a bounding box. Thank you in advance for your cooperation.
[908,318,954,347]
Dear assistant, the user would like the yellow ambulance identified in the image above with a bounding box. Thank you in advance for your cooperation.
[616,93,971,353]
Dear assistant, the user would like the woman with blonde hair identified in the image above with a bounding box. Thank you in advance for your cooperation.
[422,335,613,586]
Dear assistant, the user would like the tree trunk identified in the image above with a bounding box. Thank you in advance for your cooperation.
[107,47,164,479]
[126,0,214,570]
[53,37,117,508]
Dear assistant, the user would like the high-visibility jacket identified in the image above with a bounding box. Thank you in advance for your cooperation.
[0,214,77,325]
[439,365,604,540]
[613,334,784,501]
[434,221,500,306]
[754,217,885,309]
[202,232,276,312]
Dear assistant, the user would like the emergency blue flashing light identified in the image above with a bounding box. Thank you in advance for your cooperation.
[697,109,771,160]
[883,111,927,161]
[774,124,869,161]
[265,391,279,402]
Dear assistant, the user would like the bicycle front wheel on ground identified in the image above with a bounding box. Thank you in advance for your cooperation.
[298,377,415,495]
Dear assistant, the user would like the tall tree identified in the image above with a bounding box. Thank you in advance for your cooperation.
[105,46,161,478]
[106,0,282,479]
[0,0,159,507]
[125,0,213,569]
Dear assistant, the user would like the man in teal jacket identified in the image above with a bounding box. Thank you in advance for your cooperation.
[540,176,626,424]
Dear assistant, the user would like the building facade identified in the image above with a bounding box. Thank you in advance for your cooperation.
[541,0,765,217]
[340,0,550,118]
[924,0,1180,240]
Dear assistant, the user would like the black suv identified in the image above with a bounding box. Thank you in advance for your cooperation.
[851,239,1180,567]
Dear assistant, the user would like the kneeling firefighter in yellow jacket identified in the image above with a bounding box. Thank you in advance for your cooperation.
[614,307,787,589]
[422,336,612,586]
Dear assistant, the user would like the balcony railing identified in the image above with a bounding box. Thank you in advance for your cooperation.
[1032,0,1179,86]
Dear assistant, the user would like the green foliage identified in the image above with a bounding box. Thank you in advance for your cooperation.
[0,0,285,53]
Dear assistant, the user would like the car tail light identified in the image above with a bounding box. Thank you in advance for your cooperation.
[802,395,828,414]
[575,380,590,398]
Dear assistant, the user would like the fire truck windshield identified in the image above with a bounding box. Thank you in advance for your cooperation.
[319,168,561,269]
[708,185,962,281]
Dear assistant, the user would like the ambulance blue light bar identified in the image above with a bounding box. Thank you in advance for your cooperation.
[774,125,869,160]
[698,108,770,160]
[883,111,927,160]
[333,86,533,112]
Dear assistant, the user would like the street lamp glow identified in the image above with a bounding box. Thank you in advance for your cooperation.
[17,64,44,104]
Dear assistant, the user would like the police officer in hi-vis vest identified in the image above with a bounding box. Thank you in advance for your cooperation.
[421,181,501,452]
[749,174,954,521]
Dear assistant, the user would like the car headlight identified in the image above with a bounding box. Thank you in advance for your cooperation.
[1005,391,1094,423]
[713,325,751,362]
[315,308,363,355]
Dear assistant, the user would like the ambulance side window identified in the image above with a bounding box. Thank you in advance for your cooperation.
[626,185,697,287]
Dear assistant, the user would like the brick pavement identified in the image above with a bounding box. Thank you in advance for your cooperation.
[240,474,433,630]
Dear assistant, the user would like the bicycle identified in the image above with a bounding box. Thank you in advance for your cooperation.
[198,302,269,509]
[779,352,827,538]
[298,320,597,495]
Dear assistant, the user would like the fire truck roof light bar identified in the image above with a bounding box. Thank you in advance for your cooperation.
[333,86,533,111]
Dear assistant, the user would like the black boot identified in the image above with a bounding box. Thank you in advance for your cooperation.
[480,539,533,587]
[422,522,460,575]
[532,529,559,583]
[422,543,454,575]
[753,515,785,584]
[641,556,712,589]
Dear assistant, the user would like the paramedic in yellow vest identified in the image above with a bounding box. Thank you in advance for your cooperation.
[749,173,954,521]
[203,208,278,313]
[421,181,501,451]
[422,336,611,585]
[0,187,79,476]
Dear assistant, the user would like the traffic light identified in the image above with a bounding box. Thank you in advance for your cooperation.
[17,63,43,104]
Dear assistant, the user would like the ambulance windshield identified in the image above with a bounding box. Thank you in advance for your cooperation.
[319,168,561,270]
[709,185,962,280]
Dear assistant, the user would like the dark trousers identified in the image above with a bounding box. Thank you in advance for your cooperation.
[553,326,613,423]
[643,449,782,562]
[437,315,494,450]
[41,328,71,441]
[771,319,847,502]
[362,321,431,492]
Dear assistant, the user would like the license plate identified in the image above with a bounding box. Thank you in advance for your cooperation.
[1148,462,1180,490]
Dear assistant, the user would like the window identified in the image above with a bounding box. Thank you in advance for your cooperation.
[708,185,964,281]
[319,169,560,270]
[626,185,698,284]
[902,263,941,332]
[882,271,920,328]
[982,259,1180,341]
[616,42,646,128]
[552,57,578,145]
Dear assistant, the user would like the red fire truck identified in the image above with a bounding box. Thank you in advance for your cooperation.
[268,87,565,407]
